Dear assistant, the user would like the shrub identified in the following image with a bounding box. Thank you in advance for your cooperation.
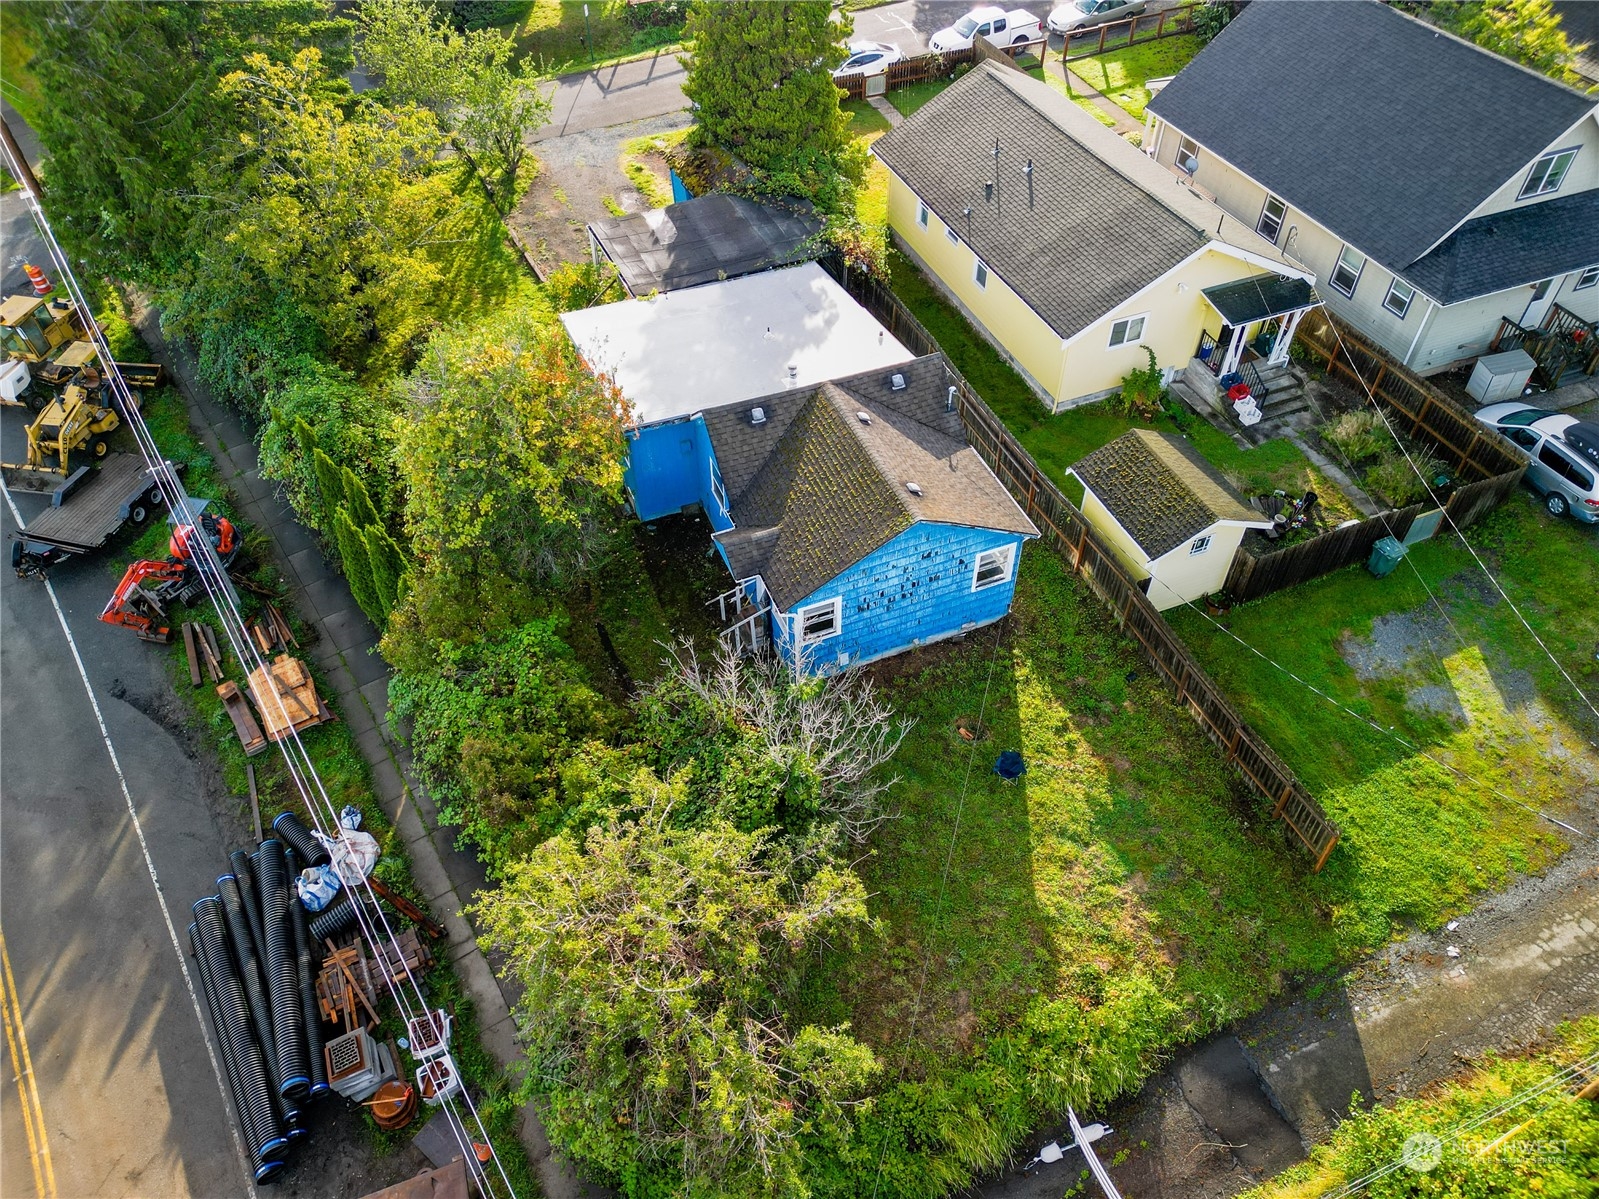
[543,260,623,313]
[1112,347,1164,419]
[1320,409,1385,466]
[1194,1,1234,43]
[1365,447,1447,509]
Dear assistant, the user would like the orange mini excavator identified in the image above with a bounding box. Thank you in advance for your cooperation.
[100,513,238,643]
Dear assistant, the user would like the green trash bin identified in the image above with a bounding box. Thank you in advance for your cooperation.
[1367,536,1407,578]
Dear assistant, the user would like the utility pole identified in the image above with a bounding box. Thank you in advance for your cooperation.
[0,117,42,198]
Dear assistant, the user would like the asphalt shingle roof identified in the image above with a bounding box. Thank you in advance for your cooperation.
[588,194,822,295]
[1398,188,1599,304]
[1073,429,1267,560]
[704,355,1037,609]
[1147,0,1598,272]
[872,62,1215,339]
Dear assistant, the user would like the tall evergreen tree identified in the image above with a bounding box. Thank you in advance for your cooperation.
[680,1,864,210]
[333,507,380,621]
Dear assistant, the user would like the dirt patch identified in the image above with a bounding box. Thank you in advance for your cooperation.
[1338,608,1459,679]
[511,112,691,275]
[1404,682,1467,723]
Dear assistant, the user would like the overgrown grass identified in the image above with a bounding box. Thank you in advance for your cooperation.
[618,127,688,210]
[1243,1016,1599,1198]
[1168,492,1599,951]
[0,15,43,128]
[1064,34,1204,122]
[509,0,685,77]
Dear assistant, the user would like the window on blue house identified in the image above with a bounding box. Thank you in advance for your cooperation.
[798,598,841,644]
[972,544,1015,590]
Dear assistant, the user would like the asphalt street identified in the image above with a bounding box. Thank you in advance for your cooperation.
[0,191,253,1198]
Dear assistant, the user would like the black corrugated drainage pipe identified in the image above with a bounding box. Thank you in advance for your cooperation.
[231,849,267,957]
[191,903,288,1180]
[308,894,360,943]
[257,840,311,1099]
[217,874,278,1088]
[289,893,330,1098]
[273,810,330,868]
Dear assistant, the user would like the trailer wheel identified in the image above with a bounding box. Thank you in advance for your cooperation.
[130,503,149,524]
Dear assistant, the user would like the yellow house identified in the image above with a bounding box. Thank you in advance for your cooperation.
[872,61,1320,412]
[1068,429,1273,611]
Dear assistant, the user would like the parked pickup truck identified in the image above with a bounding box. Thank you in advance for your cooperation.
[929,6,1044,53]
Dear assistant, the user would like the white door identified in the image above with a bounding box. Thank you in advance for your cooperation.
[1520,277,1558,329]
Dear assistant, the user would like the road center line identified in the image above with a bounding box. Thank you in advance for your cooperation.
[1,928,52,1199]
[2,483,257,1198]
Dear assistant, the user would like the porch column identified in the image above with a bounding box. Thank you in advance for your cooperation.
[1270,307,1308,365]
[1220,326,1246,376]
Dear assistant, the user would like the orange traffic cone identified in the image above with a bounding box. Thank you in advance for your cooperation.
[22,263,52,296]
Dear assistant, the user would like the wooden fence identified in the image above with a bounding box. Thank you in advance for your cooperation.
[835,45,976,102]
[1219,312,1529,603]
[820,256,1341,871]
[1060,2,1200,62]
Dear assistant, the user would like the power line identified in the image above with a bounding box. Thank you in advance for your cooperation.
[0,132,518,1196]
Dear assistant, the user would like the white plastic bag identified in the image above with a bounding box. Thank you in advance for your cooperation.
[296,865,343,912]
[316,828,380,886]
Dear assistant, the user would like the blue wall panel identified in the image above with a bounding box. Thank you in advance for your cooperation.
[625,417,731,525]
[771,522,1028,672]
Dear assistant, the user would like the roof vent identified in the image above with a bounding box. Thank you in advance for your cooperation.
[857,411,872,425]
[905,481,923,496]
[889,372,906,391]
[750,406,766,425]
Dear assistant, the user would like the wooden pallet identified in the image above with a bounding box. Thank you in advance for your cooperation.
[217,680,268,755]
[247,654,333,742]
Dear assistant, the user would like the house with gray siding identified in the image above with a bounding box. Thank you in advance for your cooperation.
[1144,0,1599,379]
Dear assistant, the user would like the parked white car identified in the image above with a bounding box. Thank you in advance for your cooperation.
[929,7,1043,53]
[833,41,905,80]
[1048,0,1149,37]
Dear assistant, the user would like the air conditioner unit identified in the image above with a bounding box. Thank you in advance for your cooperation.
[326,1027,397,1101]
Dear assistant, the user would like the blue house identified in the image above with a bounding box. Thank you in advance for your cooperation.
[700,356,1039,672]
[561,262,917,522]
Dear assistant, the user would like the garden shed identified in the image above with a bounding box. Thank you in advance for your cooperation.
[587,193,822,296]
[1069,429,1273,610]
[560,261,914,520]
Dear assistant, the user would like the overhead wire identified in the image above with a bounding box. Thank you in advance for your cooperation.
[0,136,518,1197]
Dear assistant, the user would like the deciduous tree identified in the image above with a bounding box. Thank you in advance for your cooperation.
[1433,0,1589,83]
[473,784,879,1195]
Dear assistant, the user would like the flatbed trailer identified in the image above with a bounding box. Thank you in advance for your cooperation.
[8,452,169,575]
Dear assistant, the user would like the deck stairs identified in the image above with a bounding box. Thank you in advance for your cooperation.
[1172,358,1314,446]
[710,583,770,657]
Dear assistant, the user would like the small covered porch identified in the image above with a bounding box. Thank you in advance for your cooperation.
[1196,274,1322,376]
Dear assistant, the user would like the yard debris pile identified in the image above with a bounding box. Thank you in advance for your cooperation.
[187,812,449,1182]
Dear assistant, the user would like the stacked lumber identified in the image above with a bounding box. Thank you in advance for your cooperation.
[247,654,334,742]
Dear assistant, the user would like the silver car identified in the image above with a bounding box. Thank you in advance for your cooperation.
[1474,402,1599,523]
[1048,0,1148,36]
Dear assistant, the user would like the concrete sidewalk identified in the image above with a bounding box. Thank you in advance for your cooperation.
[129,302,604,1199]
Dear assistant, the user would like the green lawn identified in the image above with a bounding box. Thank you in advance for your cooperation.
[509,0,684,76]
[1168,493,1599,951]
[842,97,892,138]
[1066,33,1204,122]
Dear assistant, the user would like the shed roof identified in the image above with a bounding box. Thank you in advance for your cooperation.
[1073,429,1267,560]
[588,194,822,296]
[1146,0,1598,272]
[872,62,1303,340]
[706,355,1037,609]
[559,262,914,427]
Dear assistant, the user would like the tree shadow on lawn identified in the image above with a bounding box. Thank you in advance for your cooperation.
[816,549,1341,1086]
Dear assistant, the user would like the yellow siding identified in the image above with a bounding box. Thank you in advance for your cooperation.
[887,172,1066,401]
[1144,524,1251,611]
[1079,488,1152,581]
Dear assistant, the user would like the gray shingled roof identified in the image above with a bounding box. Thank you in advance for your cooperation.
[1399,188,1599,304]
[1202,275,1319,326]
[1073,429,1268,560]
[872,62,1210,339]
[589,194,822,295]
[704,355,1037,610]
[1147,0,1598,273]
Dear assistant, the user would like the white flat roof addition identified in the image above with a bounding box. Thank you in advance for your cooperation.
[560,262,914,426]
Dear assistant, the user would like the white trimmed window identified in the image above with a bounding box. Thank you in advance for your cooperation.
[1256,195,1286,243]
[945,225,960,245]
[972,544,1015,590]
[1519,148,1577,199]
[1176,135,1199,175]
[1188,534,1212,556]
[1382,279,1415,319]
[1330,244,1366,297]
[797,598,841,644]
[1108,314,1147,347]
[917,201,929,230]
[1576,266,1599,290]
[974,259,989,289]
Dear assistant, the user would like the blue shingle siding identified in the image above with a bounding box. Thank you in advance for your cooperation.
[771,522,1026,671]
[625,417,731,527]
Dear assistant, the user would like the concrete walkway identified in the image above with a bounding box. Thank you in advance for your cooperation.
[867,94,904,128]
[128,303,604,1199]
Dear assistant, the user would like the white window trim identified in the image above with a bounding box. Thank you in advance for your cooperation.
[917,201,929,230]
[1108,313,1148,348]
[1176,135,1199,176]
[1188,534,1212,556]
[973,258,989,289]
[945,225,960,245]
[1329,244,1366,298]
[796,597,842,645]
[1256,195,1286,243]
[1382,279,1414,319]
[1518,147,1578,200]
[972,544,1016,591]
[709,460,728,513]
[1576,266,1599,291]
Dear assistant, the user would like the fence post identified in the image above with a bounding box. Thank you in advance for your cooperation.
[1273,783,1292,818]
